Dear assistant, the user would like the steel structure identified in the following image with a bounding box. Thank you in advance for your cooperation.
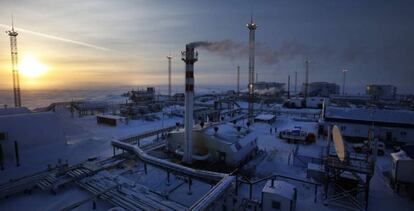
[246,17,257,122]
[167,55,173,98]
[323,125,375,210]
[7,19,21,107]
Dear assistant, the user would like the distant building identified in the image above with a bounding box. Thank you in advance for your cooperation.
[366,84,397,101]
[324,106,414,144]
[302,82,340,97]
[127,87,155,103]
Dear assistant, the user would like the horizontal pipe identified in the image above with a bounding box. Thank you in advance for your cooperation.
[111,140,226,181]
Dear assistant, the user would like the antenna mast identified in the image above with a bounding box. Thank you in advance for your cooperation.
[7,16,21,107]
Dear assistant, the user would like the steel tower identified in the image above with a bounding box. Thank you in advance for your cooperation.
[246,17,257,122]
[6,19,21,107]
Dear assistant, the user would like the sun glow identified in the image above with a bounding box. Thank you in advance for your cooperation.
[19,55,48,78]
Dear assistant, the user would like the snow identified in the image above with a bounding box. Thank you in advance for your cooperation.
[262,180,296,200]
[391,150,412,161]
[0,107,31,116]
[255,114,275,121]
[1,102,414,211]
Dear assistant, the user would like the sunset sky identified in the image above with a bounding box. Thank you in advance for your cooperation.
[0,0,413,93]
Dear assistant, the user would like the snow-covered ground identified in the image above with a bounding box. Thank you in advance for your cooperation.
[1,105,413,211]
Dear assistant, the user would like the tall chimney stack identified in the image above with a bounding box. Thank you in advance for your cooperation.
[181,44,198,164]
[247,16,257,122]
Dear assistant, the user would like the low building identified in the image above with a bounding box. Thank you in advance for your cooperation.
[303,82,340,97]
[390,146,414,185]
[324,106,414,144]
[306,97,329,109]
[96,114,127,126]
[366,84,397,101]
[261,180,297,211]
[166,123,258,167]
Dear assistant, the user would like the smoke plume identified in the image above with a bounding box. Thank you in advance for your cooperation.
[188,39,370,64]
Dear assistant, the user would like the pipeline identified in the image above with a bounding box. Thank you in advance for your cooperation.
[111,139,235,210]
[190,175,235,210]
[174,149,210,161]
[112,140,226,181]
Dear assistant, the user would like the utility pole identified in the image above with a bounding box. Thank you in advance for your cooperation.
[304,60,310,100]
[237,66,240,96]
[167,55,173,98]
[294,71,297,95]
[342,69,348,95]
[288,75,291,99]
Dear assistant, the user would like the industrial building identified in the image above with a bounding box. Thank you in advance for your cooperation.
[166,123,258,167]
[302,82,339,97]
[324,106,414,144]
[366,84,397,101]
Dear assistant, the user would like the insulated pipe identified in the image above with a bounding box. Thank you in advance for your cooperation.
[111,140,226,181]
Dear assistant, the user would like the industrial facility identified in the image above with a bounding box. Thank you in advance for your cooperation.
[0,4,414,211]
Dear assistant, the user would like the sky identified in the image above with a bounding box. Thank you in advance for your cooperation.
[0,0,413,94]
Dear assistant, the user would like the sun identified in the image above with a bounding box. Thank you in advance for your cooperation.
[19,55,48,78]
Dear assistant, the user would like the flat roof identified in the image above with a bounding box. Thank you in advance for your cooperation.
[325,106,414,128]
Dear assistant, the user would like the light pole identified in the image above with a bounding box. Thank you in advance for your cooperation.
[342,69,348,95]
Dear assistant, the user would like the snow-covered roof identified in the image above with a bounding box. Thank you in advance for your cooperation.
[325,106,414,126]
[0,107,31,116]
[255,114,275,121]
[262,180,296,200]
[391,150,413,161]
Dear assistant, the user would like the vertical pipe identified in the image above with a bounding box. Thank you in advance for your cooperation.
[14,140,20,167]
[188,177,192,195]
[0,144,4,171]
[249,183,253,199]
[256,72,258,83]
